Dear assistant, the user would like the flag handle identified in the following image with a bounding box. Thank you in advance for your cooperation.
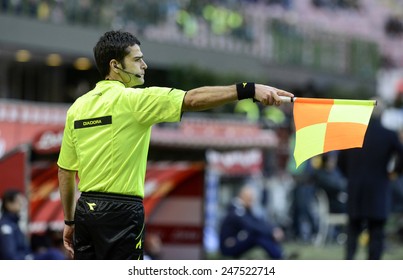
[279,96,295,103]
[278,96,377,106]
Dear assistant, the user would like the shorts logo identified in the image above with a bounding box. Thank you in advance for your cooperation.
[74,116,112,129]
[136,239,142,249]
[86,202,97,211]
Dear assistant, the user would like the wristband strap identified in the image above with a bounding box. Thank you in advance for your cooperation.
[236,82,255,100]
[64,220,75,226]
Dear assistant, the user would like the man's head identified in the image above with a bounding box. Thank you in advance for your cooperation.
[93,30,147,87]
[237,185,256,209]
[1,189,24,215]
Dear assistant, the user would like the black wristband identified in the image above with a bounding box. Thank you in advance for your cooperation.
[236,82,255,100]
[64,220,75,226]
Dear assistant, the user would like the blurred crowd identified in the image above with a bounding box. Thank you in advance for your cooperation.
[1,0,403,260]
[1,0,403,68]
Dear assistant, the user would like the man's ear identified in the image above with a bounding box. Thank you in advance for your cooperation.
[110,59,120,73]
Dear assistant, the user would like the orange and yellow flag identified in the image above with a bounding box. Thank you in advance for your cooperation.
[291,97,376,167]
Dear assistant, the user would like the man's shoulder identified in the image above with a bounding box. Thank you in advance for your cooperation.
[228,201,246,217]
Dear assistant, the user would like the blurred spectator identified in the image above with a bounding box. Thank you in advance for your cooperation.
[311,153,347,242]
[267,0,293,10]
[312,153,347,214]
[37,0,50,21]
[219,185,286,259]
[387,80,403,128]
[289,166,319,243]
[287,133,319,243]
[338,99,403,259]
[143,232,162,260]
[0,189,32,260]
[312,0,360,10]
[31,228,67,260]
[385,15,403,37]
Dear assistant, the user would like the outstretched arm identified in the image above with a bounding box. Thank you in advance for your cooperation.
[182,83,293,112]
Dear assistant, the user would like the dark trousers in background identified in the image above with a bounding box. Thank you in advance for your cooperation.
[346,217,386,260]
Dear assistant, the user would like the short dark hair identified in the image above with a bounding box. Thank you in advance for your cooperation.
[1,189,21,213]
[93,30,141,78]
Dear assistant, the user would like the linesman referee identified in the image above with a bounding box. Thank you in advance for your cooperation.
[57,30,293,260]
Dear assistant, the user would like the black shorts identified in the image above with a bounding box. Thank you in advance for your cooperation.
[74,192,144,260]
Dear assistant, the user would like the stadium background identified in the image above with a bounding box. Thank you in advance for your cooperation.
[1,0,403,259]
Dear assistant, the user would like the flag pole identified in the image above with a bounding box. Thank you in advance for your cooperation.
[279,96,377,106]
[279,96,295,103]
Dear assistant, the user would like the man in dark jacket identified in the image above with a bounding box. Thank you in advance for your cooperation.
[338,101,403,259]
[219,185,285,259]
[0,189,32,260]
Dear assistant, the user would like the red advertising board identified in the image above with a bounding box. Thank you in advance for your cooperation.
[0,145,28,197]
[0,100,67,157]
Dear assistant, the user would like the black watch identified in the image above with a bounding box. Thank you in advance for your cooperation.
[64,220,75,226]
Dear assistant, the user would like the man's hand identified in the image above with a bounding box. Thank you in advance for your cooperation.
[254,85,294,106]
[272,227,285,242]
[63,225,75,259]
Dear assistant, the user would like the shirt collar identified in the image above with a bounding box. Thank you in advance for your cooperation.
[97,79,126,88]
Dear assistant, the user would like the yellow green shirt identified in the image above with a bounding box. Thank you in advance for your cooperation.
[57,80,186,197]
